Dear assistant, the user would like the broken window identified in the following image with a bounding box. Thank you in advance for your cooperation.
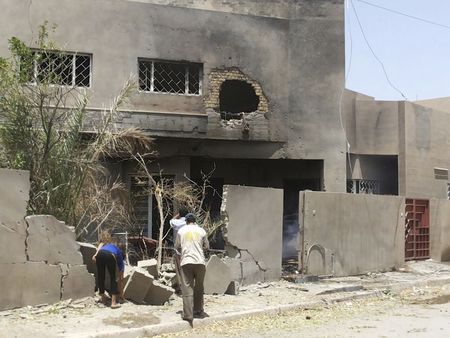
[347,179,380,194]
[138,59,202,95]
[219,80,260,120]
[22,50,91,87]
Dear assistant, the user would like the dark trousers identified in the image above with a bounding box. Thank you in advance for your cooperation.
[96,250,118,295]
[180,264,206,320]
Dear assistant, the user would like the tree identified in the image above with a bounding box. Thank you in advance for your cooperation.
[0,24,153,238]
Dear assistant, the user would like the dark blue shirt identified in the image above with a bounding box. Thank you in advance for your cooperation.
[100,243,125,272]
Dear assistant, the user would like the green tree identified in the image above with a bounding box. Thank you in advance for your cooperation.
[0,24,152,238]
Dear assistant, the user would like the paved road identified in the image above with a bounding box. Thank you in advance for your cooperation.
[155,287,450,338]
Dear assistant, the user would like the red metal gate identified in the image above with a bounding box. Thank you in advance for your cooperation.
[405,199,430,260]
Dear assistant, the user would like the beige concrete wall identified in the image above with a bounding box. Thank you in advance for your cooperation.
[401,102,450,199]
[430,198,450,262]
[300,191,405,276]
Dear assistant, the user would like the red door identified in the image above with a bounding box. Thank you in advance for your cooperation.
[405,199,430,260]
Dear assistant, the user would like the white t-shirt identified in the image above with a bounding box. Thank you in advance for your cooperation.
[170,217,186,242]
[175,223,209,266]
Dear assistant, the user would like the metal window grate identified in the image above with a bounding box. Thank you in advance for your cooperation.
[347,179,379,194]
[447,183,450,200]
[138,59,202,95]
[24,50,91,87]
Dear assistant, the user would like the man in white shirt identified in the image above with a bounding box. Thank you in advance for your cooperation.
[175,213,209,325]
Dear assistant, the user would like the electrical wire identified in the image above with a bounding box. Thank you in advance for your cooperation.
[350,0,407,100]
[357,0,450,31]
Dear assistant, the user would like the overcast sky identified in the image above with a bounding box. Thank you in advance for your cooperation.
[345,0,450,101]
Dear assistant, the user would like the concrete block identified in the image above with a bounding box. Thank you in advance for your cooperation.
[26,215,83,265]
[61,265,95,300]
[204,255,232,294]
[0,169,29,264]
[223,257,242,282]
[77,242,97,274]
[0,262,61,310]
[137,259,158,278]
[123,269,153,304]
[0,169,29,234]
[144,281,174,305]
[225,281,240,295]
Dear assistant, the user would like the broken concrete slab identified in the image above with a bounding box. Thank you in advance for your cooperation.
[222,257,242,283]
[26,215,83,265]
[137,259,158,278]
[123,268,153,304]
[0,169,29,264]
[1,262,61,310]
[77,242,97,275]
[61,265,95,300]
[204,255,232,295]
[221,185,283,285]
[0,169,29,234]
[144,281,174,305]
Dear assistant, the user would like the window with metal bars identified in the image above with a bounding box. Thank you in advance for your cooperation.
[347,179,380,194]
[447,183,450,200]
[138,59,202,95]
[22,50,91,87]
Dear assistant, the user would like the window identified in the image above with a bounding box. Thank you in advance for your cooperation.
[138,59,202,95]
[347,179,380,194]
[447,183,450,200]
[23,50,91,87]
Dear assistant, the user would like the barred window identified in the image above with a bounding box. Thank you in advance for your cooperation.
[23,50,91,87]
[138,59,202,95]
[347,179,380,194]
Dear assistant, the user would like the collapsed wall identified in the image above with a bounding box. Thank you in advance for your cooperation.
[220,185,283,285]
[0,169,94,310]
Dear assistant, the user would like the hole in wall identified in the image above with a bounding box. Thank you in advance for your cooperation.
[219,80,260,120]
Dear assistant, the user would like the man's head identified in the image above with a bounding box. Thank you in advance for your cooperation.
[185,213,196,224]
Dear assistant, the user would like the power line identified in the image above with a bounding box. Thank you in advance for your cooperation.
[357,0,450,31]
[350,0,407,100]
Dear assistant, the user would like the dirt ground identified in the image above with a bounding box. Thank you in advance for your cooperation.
[153,285,450,338]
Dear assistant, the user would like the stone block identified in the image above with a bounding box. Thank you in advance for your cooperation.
[204,255,232,295]
[225,281,240,295]
[77,242,97,274]
[144,281,174,305]
[26,215,83,265]
[123,269,153,304]
[223,257,242,282]
[137,259,158,278]
[0,227,27,264]
[0,262,61,310]
[61,265,95,300]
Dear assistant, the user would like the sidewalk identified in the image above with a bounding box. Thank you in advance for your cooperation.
[1,260,449,338]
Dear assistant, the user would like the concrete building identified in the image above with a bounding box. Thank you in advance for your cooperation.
[0,0,447,265]
[0,0,345,243]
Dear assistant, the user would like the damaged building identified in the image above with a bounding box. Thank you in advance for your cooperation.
[0,0,449,291]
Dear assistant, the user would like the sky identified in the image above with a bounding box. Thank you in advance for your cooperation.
[345,0,450,101]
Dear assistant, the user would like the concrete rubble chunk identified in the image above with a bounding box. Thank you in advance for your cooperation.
[123,268,153,304]
[144,281,174,305]
[26,215,83,265]
[137,258,158,278]
[204,255,232,295]
[61,265,95,300]
[0,262,61,310]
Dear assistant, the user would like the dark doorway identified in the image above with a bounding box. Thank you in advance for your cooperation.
[283,179,321,261]
[219,80,259,119]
